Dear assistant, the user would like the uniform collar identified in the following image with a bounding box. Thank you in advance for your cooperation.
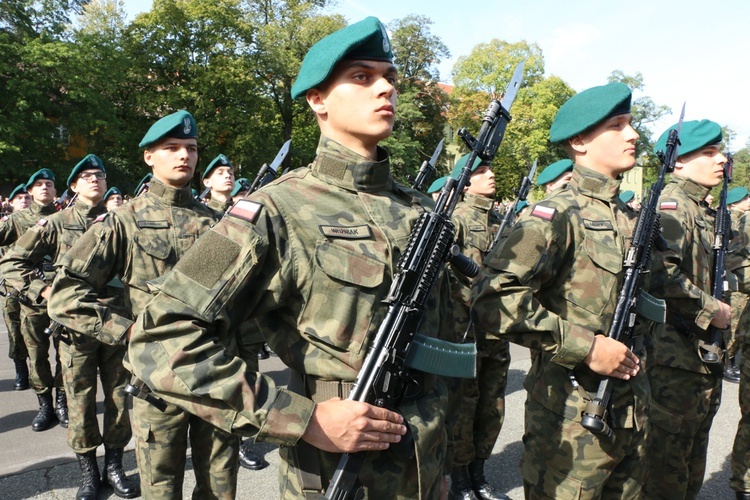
[462,192,495,212]
[311,136,392,193]
[73,199,107,220]
[671,176,711,204]
[571,164,622,202]
[147,178,194,207]
[30,200,56,215]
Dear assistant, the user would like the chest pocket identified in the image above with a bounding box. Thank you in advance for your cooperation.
[299,239,386,356]
[564,233,622,316]
[132,231,173,286]
[466,224,488,253]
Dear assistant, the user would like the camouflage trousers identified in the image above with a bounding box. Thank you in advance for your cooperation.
[133,397,239,499]
[59,334,130,454]
[731,339,750,493]
[521,398,647,499]
[644,364,721,499]
[20,302,62,394]
[452,337,510,465]
[2,296,27,359]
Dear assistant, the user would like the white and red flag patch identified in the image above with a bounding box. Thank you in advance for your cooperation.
[531,205,556,221]
[659,201,678,210]
[228,199,263,224]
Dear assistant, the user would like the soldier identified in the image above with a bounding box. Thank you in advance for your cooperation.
[133,173,152,198]
[201,154,236,212]
[447,155,510,500]
[645,119,730,499]
[2,183,32,390]
[0,169,66,431]
[428,175,448,202]
[104,187,123,211]
[0,155,139,499]
[536,158,574,195]
[725,186,750,384]
[127,17,457,498]
[230,177,250,203]
[48,111,236,499]
[472,82,652,499]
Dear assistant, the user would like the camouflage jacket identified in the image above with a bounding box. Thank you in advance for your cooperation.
[127,137,455,460]
[0,201,107,304]
[48,179,220,346]
[472,165,648,430]
[649,177,721,374]
[450,193,500,336]
[0,201,57,248]
[207,196,233,213]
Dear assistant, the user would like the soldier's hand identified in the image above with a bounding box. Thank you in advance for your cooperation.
[583,335,640,380]
[301,398,407,453]
[709,301,731,330]
[40,286,51,301]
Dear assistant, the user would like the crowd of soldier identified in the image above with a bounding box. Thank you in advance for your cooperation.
[2,14,750,500]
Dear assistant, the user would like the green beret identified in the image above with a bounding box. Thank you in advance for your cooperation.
[139,110,198,148]
[26,168,56,189]
[67,154,105,186]
[450,154,486,180]
[134,173,152,196]
[104,187,122,201]
[619,190,635,204]
[231,178,251,197]
[202,154,234,181]
[727,186,749,206]
[8,183,26,201]
[536,159,573,186]
[291,17,393,99]
[427,176,447,194]
[550,82,632,143]
[654,119,722,158]
[515,200,529,215]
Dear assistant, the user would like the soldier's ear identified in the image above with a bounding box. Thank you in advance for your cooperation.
[306,88,327,117]
[143,150,154,167]
[568,134,587,155]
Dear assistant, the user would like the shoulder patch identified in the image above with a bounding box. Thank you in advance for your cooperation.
[227,199,263,224]
[93,212,110,223]
[530,205,556,221]
[319,225,373,239]
[2,215,9,222]
[660,200,678,210]
[37,218,48,226]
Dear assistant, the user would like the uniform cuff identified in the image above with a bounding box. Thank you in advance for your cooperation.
[100,311,134,346]
[27,279,47,303]
[550,321,595,370]
[246,388,315,446]
[696,295,721,331]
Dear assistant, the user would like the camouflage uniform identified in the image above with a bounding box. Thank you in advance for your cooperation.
[450,193,510,467]
[48,179,238,499]
[0,201,60,394]
[0,200,131,454]
[128,137,455,499]
[472,166,649,499]
[207,196,233,214]
[0,242,27,363]
[645,177,724,499]
[727,209,746,363]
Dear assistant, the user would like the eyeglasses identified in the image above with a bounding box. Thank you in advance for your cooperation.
[79,171,106,180]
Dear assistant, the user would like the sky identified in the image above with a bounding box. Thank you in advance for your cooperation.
[125,0,750,148]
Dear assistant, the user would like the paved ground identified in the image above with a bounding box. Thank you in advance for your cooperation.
[0,327,741,499]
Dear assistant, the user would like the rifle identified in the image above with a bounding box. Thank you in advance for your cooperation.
[488,159,537,252]
[578,104,684,442]
[44,320,71,345]
[324,60,524,500]
[197,186,210,202]
[247,140,291,193]
[409,139,444,191]
[699,152,733,373]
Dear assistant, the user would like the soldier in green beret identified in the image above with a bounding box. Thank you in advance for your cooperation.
[646,119,730,499]
[428,175,448,202]
[472,82,654,498]
[104,187,123,211]
[0,169,65,431]
[1,154,140,499]
[201,154,236,212]
[133,173,152,198]
[536,159,574,195]
[230,177,250,202]
[725,186,750,386]
[127,16,457,498]
[446,154,510,500]
[48,112,235,498]
[1,183,31,391]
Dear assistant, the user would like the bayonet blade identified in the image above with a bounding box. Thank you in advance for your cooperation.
[269,139,291,174]
[429,139,444,168]
[528,159,538,181]
[500,61,525,111]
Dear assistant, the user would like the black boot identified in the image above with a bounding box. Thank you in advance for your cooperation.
[101,447,140,498]
[238,440,268,470]
[736,492,750,500]
[76,451,101,500]
[258,343,271,360]
[468,459,509,500]
[32,392,57,431]
[449,465,479,500]
[55,389,69,428]
[725,357,741,383]
[13,359,29,391]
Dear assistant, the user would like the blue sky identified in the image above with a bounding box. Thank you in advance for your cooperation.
[125,0,749,147]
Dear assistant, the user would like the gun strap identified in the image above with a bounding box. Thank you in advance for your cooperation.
[636,290,666,324]
[404,333,477,378]
[286,370,325,496]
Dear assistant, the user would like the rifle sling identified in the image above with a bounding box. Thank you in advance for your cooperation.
[636,290,666,324]
[404,333,477,379]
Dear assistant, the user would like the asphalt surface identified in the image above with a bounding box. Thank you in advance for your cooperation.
[0,327,741,499]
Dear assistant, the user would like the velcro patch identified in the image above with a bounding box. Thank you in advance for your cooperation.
[63,224,85,231]
[37,219,48,226]
[137,220,170,229]
[531,205,556,221]
[227,199,263,224]
[660,201,678,210]
[319,225,372,239]
[583,219,614,231]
